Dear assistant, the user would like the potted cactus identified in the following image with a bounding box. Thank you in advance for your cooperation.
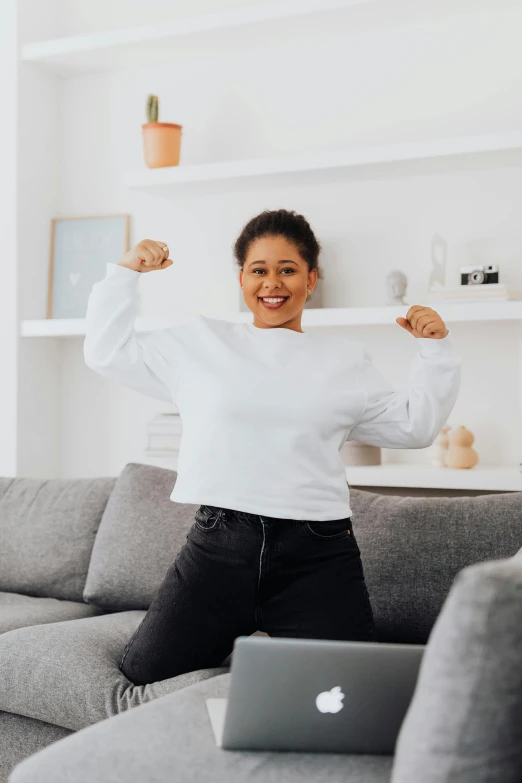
[142,94,182,168]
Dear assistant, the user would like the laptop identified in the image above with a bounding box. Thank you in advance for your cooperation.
[206,635,424,754]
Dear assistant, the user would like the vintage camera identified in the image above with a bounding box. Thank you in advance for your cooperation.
[460,264,499,285]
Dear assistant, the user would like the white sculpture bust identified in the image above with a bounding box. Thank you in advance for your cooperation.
[386,269,408,305]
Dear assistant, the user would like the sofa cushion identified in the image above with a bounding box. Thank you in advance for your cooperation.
[0,611,228,731]
[1,710,73,783]
[0,476,115,602]
[0,593,106,634]
[391,556,522,783]
[83,463,199,611]
[8,673,393,783]
[349,488,522,643]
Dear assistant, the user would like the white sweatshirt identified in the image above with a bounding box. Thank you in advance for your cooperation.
[84,262,463,521]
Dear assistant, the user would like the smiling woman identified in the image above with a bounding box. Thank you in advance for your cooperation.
[234,208,324,333]
[85,206,462,688]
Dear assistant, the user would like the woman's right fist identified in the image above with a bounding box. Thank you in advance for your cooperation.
[118,239,173,273]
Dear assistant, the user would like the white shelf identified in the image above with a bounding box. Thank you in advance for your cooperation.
[21,0,519,77]
[20,299,522,337]
[136,459,522,492]
[19,0,380,76]
[346,464,522,491]
[124,132,522,196]
[19,315,190,337]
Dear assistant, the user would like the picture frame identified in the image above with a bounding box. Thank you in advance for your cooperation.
[47,214,130,319]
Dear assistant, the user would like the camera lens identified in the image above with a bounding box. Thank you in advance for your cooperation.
[469,270,485,284]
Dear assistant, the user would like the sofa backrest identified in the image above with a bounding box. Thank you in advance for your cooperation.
[350,487,522,643]
[83,463,199,611]
[0,476,115,602]
[82,463,522,648]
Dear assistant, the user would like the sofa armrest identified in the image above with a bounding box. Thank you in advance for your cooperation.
[391,556,522,783]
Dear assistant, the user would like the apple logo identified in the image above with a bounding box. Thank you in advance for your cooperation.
[315,686,345,714]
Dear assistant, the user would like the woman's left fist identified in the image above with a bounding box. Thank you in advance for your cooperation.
[396,305,448,339]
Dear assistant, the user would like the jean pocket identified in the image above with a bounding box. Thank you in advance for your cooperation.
[194,505,224,532]
[303,516,355,541]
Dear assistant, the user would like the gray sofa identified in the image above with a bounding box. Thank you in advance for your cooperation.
[1,462,521,783]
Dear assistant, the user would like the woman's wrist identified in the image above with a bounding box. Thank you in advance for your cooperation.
[117,261,141,272]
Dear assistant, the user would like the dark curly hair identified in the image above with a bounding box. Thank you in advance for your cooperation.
[233,208,323,280]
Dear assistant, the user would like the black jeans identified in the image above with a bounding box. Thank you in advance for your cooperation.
[119,505,375,685]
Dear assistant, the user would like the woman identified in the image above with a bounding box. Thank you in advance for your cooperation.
[84,208,462,686]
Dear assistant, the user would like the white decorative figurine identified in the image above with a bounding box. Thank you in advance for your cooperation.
[386,270,408,305]
[428,233,448,291]
[431,424,451,467]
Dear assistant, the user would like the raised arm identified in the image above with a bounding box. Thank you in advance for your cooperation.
[83,239,185,403]
[347,332,463,450]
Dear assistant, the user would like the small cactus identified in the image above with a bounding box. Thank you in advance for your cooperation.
[146,94,159,123]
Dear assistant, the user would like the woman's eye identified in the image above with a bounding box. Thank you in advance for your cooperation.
[252,268,294,274]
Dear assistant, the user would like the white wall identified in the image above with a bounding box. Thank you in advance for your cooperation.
[12,1,522,479]
[16,1,62,478]
[47,0,266,38]
[0,0,18,477]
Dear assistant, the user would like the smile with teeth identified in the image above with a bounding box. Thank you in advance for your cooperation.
[259,295,289,309]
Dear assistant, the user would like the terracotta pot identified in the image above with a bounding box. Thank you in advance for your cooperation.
[142,122,182,168]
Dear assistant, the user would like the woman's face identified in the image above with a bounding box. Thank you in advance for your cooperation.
[239,235,317,332]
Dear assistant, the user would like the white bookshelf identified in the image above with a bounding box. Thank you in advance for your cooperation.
[23,126,522,340]
[18,0,386,76]
[124,132,522,196]
[135,457,522,492]
[346,464,522,492]
[20,299,522,338]
[8,0,522,489]
[20,0,518,77]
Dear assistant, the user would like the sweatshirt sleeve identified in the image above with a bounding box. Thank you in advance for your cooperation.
[83,262,186,403]
[347,332,463,449]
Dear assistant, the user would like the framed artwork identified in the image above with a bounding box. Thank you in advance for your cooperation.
[47,214,130,319]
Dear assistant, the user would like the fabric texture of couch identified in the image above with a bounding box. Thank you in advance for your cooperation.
[9,556,522,783]
[1,462,521,783]
[391,555,522,783]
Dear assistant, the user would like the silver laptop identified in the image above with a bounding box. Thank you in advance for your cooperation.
[206,635,424,754]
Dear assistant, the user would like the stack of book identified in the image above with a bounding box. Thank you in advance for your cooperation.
[145,411,183,458]
[427,284,522,303]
